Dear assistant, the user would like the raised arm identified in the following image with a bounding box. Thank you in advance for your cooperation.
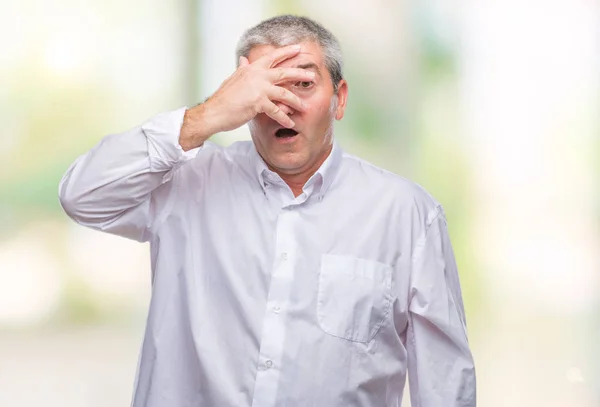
[58,107,198,241]
[58,44,314,241]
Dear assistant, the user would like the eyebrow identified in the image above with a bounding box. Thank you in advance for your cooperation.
[295,63,322,78]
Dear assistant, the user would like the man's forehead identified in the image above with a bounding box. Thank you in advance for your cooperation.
[275,53,320,69]
[247,42,324,67]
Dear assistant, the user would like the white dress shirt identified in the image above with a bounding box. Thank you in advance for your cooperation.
[59,107,476,407]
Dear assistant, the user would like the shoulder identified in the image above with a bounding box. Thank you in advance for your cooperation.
[186,140,255,172]
[193,139,254,160]
[170,140,257,193]
[338,150,442,227]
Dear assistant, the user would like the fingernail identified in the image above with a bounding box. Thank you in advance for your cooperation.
[307,71,315,78]
[293,45,301,51]
[289,120,296,128]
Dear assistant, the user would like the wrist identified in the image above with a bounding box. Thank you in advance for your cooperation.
[179,102,219,151]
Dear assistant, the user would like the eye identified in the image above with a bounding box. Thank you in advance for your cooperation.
[295,81,314,89]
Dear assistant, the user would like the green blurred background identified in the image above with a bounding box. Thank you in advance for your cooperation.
[0,0,598,406]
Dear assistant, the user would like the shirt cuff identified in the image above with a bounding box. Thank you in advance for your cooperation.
[141,106,202,173]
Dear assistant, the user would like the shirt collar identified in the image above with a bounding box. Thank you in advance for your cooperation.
[249,140,343,200]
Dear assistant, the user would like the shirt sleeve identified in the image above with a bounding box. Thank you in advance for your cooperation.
[406,206,477,407]
[58,106,200,242]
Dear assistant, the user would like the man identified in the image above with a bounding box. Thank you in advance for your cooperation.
[59,15,476,407]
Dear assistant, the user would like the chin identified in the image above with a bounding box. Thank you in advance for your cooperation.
[269,154,308,173]
[272,160,305,173]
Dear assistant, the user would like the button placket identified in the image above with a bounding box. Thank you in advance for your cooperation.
[250,208,298,407]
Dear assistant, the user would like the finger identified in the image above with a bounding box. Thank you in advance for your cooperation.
[261,99,295,129]
[239,56,250,67]
[268,67,316,84]
[267,85,305,112]
[255,44,302,68]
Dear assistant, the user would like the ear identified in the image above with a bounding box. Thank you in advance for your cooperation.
[334,79,348,120]
[239,56,250,68]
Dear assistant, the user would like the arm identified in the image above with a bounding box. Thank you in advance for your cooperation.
[407,206,476,407]
[58,107,199,241]
[58,44,314,241]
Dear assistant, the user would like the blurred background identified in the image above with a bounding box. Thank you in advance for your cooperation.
[1,0,598,405]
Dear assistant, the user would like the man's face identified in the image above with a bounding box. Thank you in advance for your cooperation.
[247,41,348,176]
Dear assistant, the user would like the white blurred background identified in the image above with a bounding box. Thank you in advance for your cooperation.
[0,0,598,406]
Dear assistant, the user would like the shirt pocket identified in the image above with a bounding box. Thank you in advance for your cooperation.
[317,254,393,343]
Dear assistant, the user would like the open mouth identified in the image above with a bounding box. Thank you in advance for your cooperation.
[275,128,299,138]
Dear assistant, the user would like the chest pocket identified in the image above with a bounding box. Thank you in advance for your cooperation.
[317,254,393,343]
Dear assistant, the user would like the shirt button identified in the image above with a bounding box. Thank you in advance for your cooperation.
[265,360,273,368]
[273,306,281,313]
[282,253,288,260]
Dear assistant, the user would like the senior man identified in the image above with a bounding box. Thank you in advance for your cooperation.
[59,15,476,407]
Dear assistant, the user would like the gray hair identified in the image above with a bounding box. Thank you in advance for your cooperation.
[236,15,344,92]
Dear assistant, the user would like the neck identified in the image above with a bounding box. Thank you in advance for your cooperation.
[272,145,333,198]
